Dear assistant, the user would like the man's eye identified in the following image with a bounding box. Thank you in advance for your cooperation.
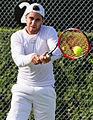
[30,17,34,20]
[36,18,40,21]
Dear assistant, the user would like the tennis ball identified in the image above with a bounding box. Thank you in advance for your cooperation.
[73,46,82,55]
[62,47,65,50]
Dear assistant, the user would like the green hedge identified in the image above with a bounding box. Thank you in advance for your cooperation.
[0,28,93,120]
[55,31,93,119]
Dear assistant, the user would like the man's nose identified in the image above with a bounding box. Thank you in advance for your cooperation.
[32,20,35,25]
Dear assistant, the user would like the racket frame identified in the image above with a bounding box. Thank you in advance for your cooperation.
[57,28,89,59]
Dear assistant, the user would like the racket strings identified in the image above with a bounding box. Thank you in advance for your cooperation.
[59,31,88,57]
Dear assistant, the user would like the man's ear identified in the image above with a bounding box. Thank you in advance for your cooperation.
[25,15,27,22]
[42,18,44,24]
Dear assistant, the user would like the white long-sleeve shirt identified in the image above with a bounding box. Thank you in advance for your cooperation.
[11,25,60,87]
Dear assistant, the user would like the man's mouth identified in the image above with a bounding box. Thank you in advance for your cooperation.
[31,26,36,28]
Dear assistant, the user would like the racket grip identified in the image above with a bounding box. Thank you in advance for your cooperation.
[46,53,52,57]
[46,54,50,57]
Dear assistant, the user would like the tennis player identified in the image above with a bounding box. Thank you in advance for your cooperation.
[6,3,60,120]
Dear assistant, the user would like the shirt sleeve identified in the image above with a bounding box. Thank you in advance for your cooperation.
[47,27,62,61]
[11,32,35,67]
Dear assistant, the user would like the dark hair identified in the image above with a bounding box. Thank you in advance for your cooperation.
[33,5,40,11]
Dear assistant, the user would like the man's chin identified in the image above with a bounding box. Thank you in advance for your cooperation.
[30,30,38,34]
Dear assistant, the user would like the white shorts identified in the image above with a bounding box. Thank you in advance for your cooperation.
[6,84,56,120]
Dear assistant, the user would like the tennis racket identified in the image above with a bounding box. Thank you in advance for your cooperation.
[46,28,89,59]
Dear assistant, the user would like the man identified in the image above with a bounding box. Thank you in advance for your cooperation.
[6,3,60,120]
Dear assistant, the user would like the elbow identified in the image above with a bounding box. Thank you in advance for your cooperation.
[14,60,23,67]
[12,56,24,67]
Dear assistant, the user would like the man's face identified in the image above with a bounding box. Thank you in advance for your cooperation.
[25,12,44,34]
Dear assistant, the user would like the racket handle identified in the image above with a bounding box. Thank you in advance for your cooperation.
[46,54,50,57]
[46,53,52,57]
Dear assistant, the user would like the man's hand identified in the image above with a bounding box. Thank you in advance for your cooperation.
[31,52,51,65]
[40,52,51,64]
[31,54,42,65]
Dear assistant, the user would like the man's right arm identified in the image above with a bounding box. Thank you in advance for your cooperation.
[11,33,37,67]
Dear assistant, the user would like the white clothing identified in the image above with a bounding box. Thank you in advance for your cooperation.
[6,85,56,120]
[6,25,60,120]
[11,25,60,87]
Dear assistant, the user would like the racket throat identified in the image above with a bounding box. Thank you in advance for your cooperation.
[46,45,57,57]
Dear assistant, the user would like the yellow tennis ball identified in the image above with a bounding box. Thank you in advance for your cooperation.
[62,47,65,50]
[73,46,82,55]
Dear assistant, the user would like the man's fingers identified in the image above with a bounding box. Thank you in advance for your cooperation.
[31,52,51,65]
[31,54,42,65]
[40,52,51,64]
[42,51,48,56]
